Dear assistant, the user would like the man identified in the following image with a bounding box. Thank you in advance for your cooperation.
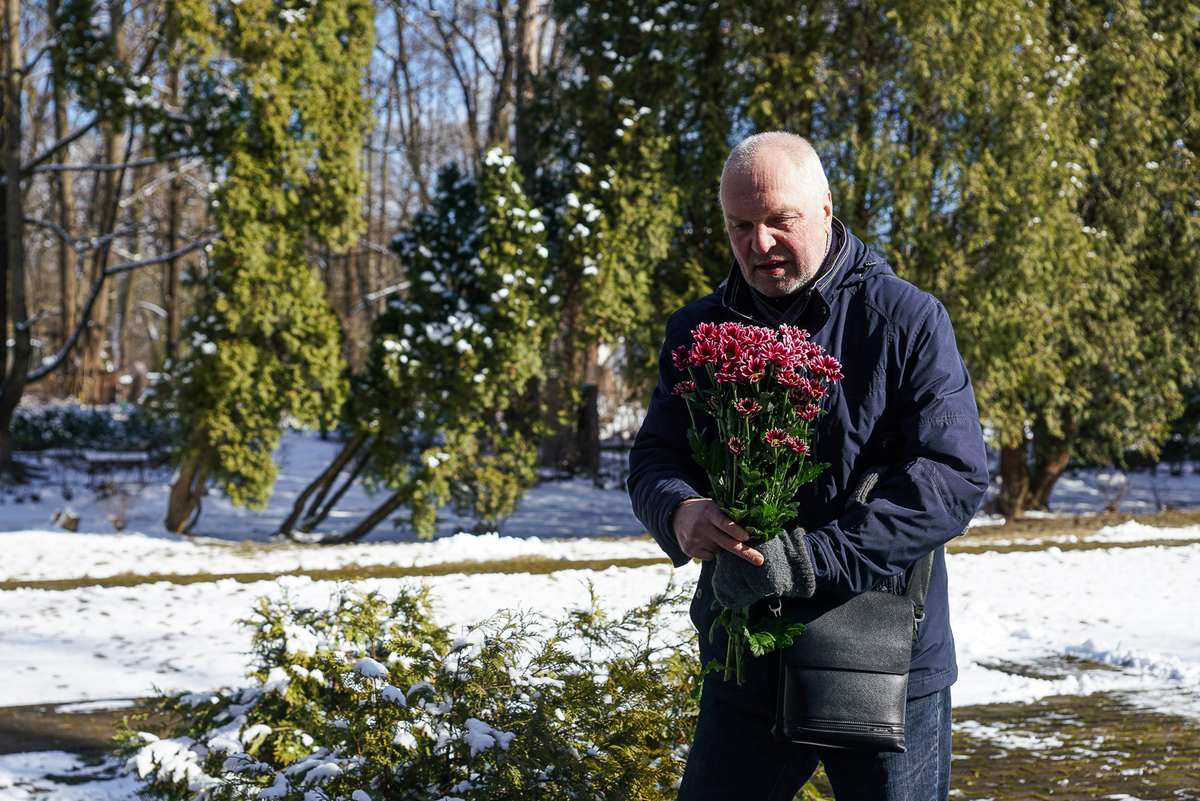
[627,132,989,800]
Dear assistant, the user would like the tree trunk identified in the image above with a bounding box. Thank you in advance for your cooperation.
[167,423,210,533]
[296,442,374,533]
[485,0,514,150]
[275,430,369,538]
[513,0,539,175]
[995,443,1029,518]
[0,0,31,478]
[166,450,208,533]
[322,488,407,545]
[163,61,183,371]
[112,269,132,371]
[1029,445,1069,511]
[577,382,600,475]
[393,8,429,207]
[1029,423,1073,511]
[79,5,126,402]
[49,0,77,363]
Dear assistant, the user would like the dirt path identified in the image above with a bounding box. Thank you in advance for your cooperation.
[802,692,1200,800]
[0,702,148,758]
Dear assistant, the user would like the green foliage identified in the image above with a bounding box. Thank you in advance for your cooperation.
[347,152,550,537]
[534,0,731,398]
[159,0,372,509]
[709,0,1200,508]
[705,603,805,685]
[122,582,696,801]
[51,0,159,126]
[11,402,177,453]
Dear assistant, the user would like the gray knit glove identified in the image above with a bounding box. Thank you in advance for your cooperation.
[710,465,891,610]
[711,528,816,610]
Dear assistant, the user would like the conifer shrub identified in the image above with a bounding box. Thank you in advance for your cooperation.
[347,150,553,538]
[12,402,176,454]
[123,582,698,801]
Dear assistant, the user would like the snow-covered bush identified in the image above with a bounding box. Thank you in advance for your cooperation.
[345,151,553,537]
[123,582,697,801]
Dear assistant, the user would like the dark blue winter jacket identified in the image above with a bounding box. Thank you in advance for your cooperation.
[627,219,989,703]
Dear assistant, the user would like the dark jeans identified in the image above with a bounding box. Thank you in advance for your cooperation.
[677,685,952,801]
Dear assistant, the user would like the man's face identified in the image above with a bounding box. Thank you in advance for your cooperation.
[720,148,833,298]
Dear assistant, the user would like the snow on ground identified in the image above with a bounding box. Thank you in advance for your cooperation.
[3,433,647,542]
[1,542,1199,720]
[951,543,1200,718]
[3,432,1200,798]
[0,530,668,584]
[0,752,137,801]
[6,431,1200,543]
[0,564,692,708]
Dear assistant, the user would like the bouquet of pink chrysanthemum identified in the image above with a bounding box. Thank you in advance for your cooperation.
[671,321,843,682]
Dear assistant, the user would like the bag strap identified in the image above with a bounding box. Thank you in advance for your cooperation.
[902,551,935,628]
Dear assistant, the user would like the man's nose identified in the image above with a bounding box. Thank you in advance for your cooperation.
[752,224,776,253]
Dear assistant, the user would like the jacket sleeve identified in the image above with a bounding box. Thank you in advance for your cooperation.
[627,311,713,567]
[805,299,989,598]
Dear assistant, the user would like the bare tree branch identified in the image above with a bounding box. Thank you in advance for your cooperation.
[119,157,205,208]
[105,237,215,276]
[27,151,200,174]
[15,309,49,332]
[23,215,80,248]
[27,237,218,382]
[24,216,143,252]
[19,116,100,175]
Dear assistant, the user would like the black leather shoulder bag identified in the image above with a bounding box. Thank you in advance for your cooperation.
[770,550,933,752]
[768,454,934,753]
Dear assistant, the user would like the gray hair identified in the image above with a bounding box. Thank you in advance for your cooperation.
[721,131,829,205]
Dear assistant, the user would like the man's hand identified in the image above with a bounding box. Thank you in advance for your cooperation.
[671,498,764,565]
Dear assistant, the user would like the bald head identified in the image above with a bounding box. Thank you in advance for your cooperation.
[719,132,833,297]
[721,132,829,210]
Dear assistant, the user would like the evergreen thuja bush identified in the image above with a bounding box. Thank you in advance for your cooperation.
[122,582,697,801]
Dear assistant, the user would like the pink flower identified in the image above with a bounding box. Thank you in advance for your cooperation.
[786,379,825,405]
[690,340,720,365]
[798,378,827,401]
[733,398,761,418]
[727,437,746,455]
[796,404,820,421]
[762,342,792,367]
[742,325,775,352]
[790,341,823,369]
[718,334,743,364]
[775,367,802,390]
[715,365,743,384]
[672,380,696,396]
[694,322,719,344]
[672,345,693,371]
[764,429,788,448]
[779,325,810,350]
[812,355,843,382]
[786,436,810,456]
[738,355,768,383]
